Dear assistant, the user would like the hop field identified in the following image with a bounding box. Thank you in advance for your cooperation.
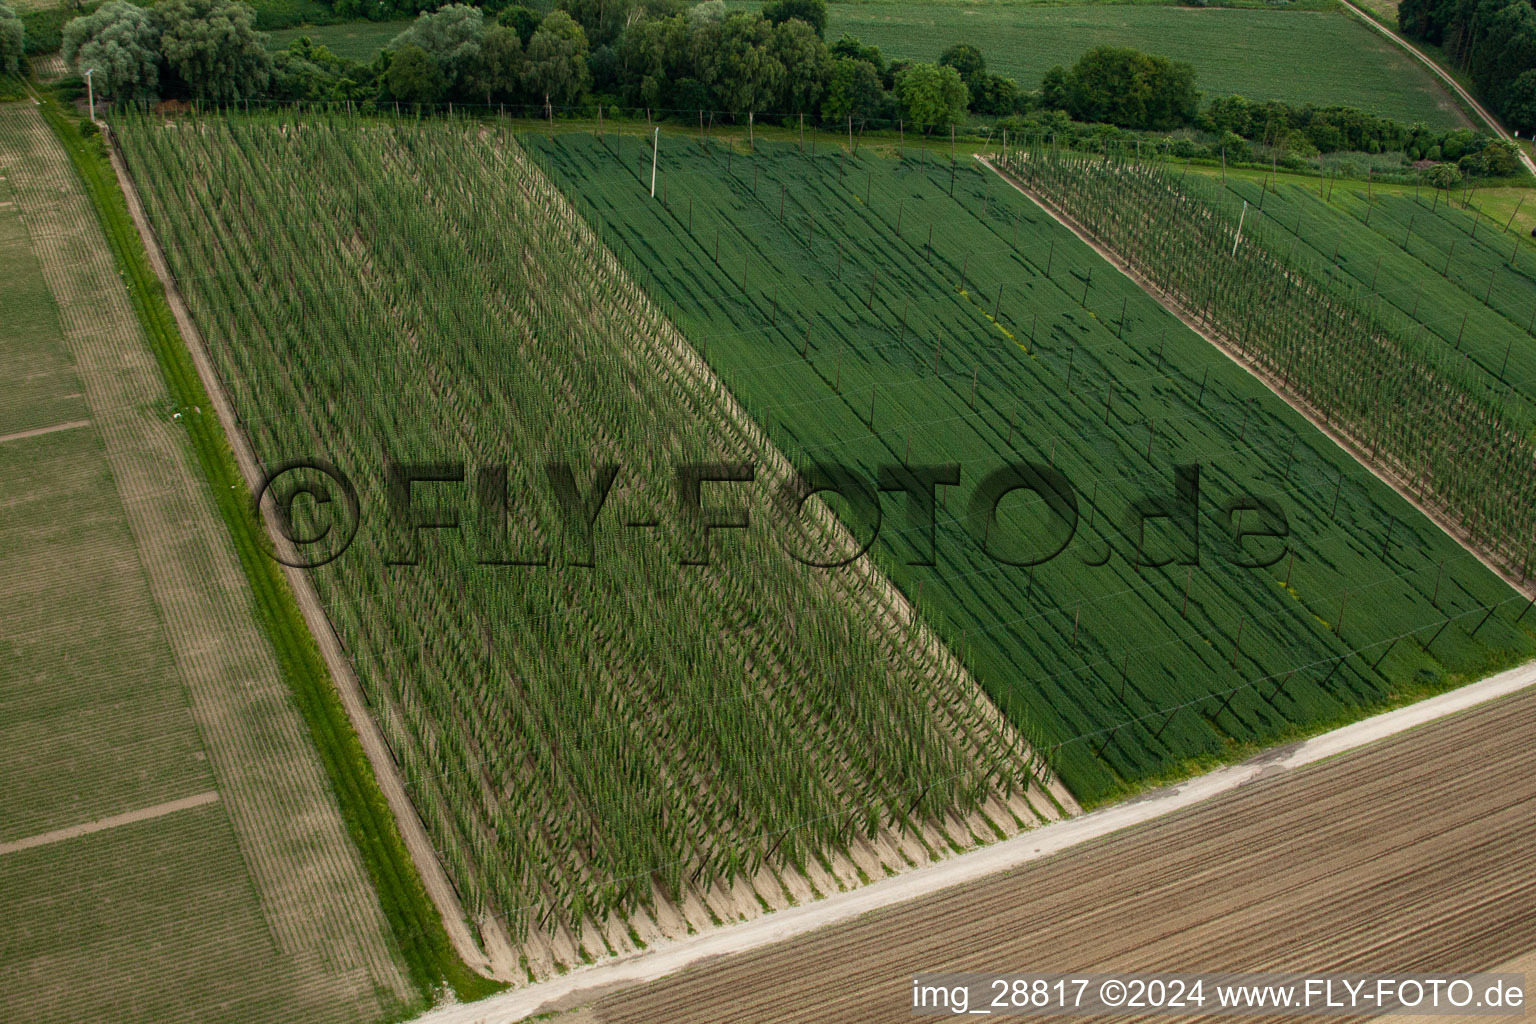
[1003,145,1536,583]
[1189,175,1536,434]
[115,113,1049,968]
[527,127,1536,802]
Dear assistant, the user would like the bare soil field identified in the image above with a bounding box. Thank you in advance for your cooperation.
[572,680,1536,1023]
[0,100,409,1022]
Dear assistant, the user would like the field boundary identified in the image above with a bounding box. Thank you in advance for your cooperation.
[407,653,1536,1024]
[528,140,1078,818]
[26,86,494,1004]
[979,154,1535,604]
[99,115,503,986]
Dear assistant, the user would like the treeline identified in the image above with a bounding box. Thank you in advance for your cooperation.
[1198,94,1520,177]
[54,0,1004,126]
[338,0,1027,127]
[44,0,1516,177]
[1399,0,1536,134]
[1,3,23,78]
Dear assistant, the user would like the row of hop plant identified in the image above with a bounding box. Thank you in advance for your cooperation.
[1002,143,1536,584]
[117,109,1040,946]
[1206,176,1536,433]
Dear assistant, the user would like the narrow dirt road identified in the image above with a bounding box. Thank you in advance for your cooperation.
[0,792,218,856]
[1337,0,1536,178]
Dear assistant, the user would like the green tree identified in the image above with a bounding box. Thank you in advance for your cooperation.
[389,4,485,95]
[0,2,23,77]
[820,56,882,125]
[938,42,983,92]
[466,23,522,103]
[970,72,1019,115]
[615,12,689,107]
[1466,0,1536,115]
[558,0,634,48]
[1425,161,1462,189]
[63,1,156,96]
[497,5,539,44]
[386,42,441,103]
[829,33,883,77]
[761,0,825,37]
[694,12,779,113]
[1039,64,1068,110]
[687,0,725,24]
[893,61,967,130]
[270,36,359,102]
[524,9,589,108]
[1464,138,1520,177]
[1505,69,1536,135]
[769,15,828,115]
[157,0,272,102]
[1062,45,1196,130]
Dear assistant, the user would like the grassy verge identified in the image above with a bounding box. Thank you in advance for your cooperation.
[32,88,502,1012]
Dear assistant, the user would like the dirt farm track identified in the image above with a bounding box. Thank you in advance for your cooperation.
[563,683,1536,1023]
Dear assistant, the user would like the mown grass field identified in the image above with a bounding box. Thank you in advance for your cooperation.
[1,805,368,1024]
[0,175,209,849]
[821,2,1470,130]
[529,129,1535,801]
[0,106,413,1023]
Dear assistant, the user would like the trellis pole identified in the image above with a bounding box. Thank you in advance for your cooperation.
[649,126,659,198]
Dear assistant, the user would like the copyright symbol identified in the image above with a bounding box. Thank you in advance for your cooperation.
[1100,980,1127,1007]
[252,459,359,568]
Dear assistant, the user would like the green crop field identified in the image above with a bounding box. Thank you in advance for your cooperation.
[820,2,1471,131]
[116,112,1046,965]
[267,17,410,58]
[265,1,1469,133]
[526,127,1535,802]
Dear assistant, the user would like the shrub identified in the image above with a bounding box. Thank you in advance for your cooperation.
[0,1,23,74]
[1425,162,1462,189]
